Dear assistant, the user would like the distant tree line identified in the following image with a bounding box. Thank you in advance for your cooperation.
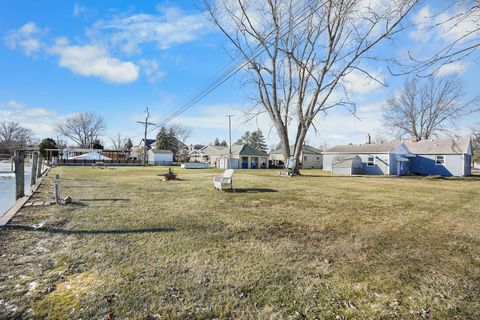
[0,121,34,155]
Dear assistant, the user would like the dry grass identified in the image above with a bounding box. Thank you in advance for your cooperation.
[0,167,479,319]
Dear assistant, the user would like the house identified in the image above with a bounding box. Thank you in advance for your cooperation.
[270,145,323,168]
[204,144,269,169]
[323,136,472,177]
[331,156,363,175]
[323,141,411,175]
[147,149,173,165]
[221,144,269,169]
[132,138,187,161]
[187,144,208,163]
[200,145,228,167]
[405,137,472,177]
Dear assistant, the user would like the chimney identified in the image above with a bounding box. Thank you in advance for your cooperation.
[365,133,371,144]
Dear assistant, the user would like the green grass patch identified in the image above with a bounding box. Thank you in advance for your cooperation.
[0,167,479,319]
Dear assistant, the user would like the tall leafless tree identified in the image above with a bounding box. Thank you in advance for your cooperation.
[204,0,417,174]
[57,112,106,148]
[170,124,193,144]
[0,121,34,153]
[110,133,128,151]
[383,76,479,140]
[472,125,480,164]
[397,0,479,75]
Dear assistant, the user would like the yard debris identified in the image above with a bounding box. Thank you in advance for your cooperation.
[159,168,177,181]
[63,196,72,204]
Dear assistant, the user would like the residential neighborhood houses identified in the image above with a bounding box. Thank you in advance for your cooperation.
[73,133,473,177]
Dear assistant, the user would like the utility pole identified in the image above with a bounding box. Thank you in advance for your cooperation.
[226,115,234,169]
[137,107,156,165]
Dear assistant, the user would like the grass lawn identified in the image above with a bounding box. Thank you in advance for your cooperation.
[0,167,479,319]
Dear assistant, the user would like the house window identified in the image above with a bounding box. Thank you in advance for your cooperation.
[436,155,445,165]
[303,156,307,161]
[367,156,375,167]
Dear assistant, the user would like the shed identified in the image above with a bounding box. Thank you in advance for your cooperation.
[147,149,173,165]
[331,156,362,175]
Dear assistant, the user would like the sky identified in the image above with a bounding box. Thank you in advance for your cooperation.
[0,0,479,149]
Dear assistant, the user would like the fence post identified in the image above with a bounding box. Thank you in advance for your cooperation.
[54,174,61,204]
[14,150,25,200]
[30,152,38,187]
[36,154,43,179]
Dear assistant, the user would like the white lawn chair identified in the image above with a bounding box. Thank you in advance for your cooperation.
[213,169,234,191]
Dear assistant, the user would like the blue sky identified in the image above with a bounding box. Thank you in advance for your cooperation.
[1,1,479,149]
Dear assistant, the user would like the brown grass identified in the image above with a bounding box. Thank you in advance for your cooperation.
[0,167,479,319]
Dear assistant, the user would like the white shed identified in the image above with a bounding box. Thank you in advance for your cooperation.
[147,149,173,165]
[331,156,363,175]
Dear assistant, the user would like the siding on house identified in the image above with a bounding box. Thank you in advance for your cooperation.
[270,145,323,168]
[409,154,465,177]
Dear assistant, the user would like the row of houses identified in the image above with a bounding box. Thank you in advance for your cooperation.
[131,135,473,177]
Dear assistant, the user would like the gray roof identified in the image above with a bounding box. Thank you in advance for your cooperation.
[325,142,401,154]
[404,137,470,155]
[149,149,173,154]
[201,144,267,156]
[270,145,323,155]
[228,144,268,156]
[331,156,361,168]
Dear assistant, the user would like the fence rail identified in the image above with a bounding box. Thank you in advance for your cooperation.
[57,159,143,166]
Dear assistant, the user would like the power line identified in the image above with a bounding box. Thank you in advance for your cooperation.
[130,1,323,143]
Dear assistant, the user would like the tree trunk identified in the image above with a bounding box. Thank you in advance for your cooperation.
[292,127,308,175]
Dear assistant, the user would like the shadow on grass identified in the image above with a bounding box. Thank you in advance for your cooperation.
[2,224,175,235]
[232,188,278,193]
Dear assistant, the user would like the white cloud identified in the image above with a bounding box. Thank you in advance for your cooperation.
[73,3,86,17]
[138,59,165,83]
[49,37,140,84]
[410,5,433,42]
[435,62,468,76]
[90,6,210,54]
[0,100,60,138]
[342,69,384,94]
[4,22,46,55]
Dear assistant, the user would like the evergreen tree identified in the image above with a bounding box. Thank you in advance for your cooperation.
[167,127,179,154]
[125,138,133,150]
[241,131,251,145]
[155,127,169,150]
[220,140,228,147]
[251,129,267,152]
[213,138,221,146]
[38,138,58,157]
[92,139,104,149]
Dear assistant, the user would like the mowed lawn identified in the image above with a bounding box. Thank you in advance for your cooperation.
[0,167,479,319]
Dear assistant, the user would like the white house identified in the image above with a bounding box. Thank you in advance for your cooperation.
[323,141,412,175]
[270,145,323,168]
[147,149,173,165]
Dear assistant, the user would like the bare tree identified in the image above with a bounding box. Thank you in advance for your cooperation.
[57,112,106,148]
[397,0,479,75]
[383,76,479,140]
[110,133,128,151]
[204,0,417,174]
[0,121,34,153]
[472,125,480,165]
[170,124,193,144]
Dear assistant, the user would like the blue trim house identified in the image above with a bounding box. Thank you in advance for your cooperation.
[323,141,413,175]
[405,137,472,177]
[323,137,472,177]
